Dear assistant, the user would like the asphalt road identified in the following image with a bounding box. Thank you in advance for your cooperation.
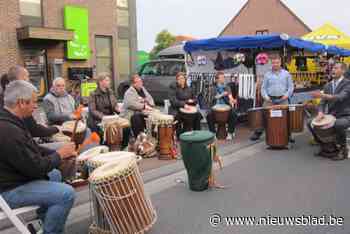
[148,134,350,234]
[4,133,350,234]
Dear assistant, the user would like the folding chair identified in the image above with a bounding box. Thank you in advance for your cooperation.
[0,195,39,234]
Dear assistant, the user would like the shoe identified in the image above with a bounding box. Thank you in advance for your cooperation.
[332,146,348,161]
[250,132,261,141]
[314,150,338,158]
[226,133,235,141]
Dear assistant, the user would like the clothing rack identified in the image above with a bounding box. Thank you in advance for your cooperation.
[188,72,256,114]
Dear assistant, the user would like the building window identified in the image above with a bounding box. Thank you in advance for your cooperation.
[256,30,269,35]
[117,0,128,8]
[95,36,113,76]
[117,9,129,27]
[19,0,42,27]
[117,39,131,78]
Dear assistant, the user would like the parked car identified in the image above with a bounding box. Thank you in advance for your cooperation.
[118,58,186,104]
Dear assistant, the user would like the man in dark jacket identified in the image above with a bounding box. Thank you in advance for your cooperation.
[0,80,76,234]
[310,62,350,160]
[88,73,130,149]
[2,66,59,138]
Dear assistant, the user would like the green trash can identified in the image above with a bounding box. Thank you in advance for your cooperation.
[179,131,215,191]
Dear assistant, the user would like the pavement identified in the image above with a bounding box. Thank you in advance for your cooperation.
[3,128,350,234]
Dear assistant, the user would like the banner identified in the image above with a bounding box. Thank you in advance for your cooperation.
[64,6,90,60]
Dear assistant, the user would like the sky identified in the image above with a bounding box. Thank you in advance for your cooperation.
[136,0,350,52]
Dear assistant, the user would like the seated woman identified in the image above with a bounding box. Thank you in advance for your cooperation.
[169,72,202,136]
[206,71,238,140]
[88,73,130,150]
[120,74,155,137]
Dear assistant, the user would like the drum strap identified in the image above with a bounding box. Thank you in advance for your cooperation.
[208,143,230,190]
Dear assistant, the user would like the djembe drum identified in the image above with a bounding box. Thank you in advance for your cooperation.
[180,131,215,191]
[147,112,175,160]
[51,132,71,142]
[288,104,305,133]
[102,115,130,151]
[179,106,198,132]
[212,104,231,140]
[76,146,109,178]
[89,157,157,234]
[247,107,265,130]
[311,115,337,143]
[87,151,141,234]
[61,120,87,145]
[265,105,289,148]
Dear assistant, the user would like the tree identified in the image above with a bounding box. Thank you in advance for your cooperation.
[149,30,176,59]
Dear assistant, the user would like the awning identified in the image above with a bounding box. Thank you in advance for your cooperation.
[17,26,74,41]
[183,34,328,53]
[302,23,350,49]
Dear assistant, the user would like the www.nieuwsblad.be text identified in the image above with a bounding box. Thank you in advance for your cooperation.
[209,213,344,227]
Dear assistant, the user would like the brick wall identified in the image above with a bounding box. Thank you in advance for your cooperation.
[0,0,21,76]
[0,0,129,92]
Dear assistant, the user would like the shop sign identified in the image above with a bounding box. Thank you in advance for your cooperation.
[64,6,90,60]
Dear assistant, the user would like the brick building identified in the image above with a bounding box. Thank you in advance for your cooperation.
[220,0,311,37]
[0,0,137,96]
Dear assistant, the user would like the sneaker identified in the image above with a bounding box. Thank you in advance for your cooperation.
[226,133,235,141]
[250,132,261,141]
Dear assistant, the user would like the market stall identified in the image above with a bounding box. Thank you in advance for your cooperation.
[183,34,350,115]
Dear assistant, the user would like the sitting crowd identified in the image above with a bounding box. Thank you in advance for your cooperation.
[3,56,349,233]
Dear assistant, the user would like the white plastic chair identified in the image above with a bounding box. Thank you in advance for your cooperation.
[0,195,39,234]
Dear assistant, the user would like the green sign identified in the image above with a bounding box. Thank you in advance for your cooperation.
[81,82,97,97]
[64,6,90,60]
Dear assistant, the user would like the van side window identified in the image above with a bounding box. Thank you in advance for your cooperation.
[140,62,161,76]
[164,61,186,76]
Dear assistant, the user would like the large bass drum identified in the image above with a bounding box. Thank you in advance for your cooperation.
[89,157,157,234]
[265,105,289,148]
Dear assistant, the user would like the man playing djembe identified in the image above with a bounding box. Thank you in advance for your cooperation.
[310,62,350,161]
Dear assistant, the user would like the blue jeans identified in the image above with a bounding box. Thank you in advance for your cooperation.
[1,169,76,234]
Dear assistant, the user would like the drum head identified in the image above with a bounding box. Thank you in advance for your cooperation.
[212,104,231,112]
[77,146,109,163]
[312,115,336,127]
[62,121,86,133]
[52,132,71,142]
[179,130,215,143]
[180,106,197,114]
[89,157,137,182]
[88,151,139,168]
[248,107,265,112]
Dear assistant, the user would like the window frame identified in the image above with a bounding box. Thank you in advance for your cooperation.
[19,0,43,27]
[95,35,114,76]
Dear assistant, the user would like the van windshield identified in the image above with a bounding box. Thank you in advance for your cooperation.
[140,61,185,76]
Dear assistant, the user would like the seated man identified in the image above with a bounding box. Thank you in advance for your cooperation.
[120,74,155,137]
[206,71,238,140]
[310,62,350,161]
[0,80,76,234]
[88,73,131,149]
[43,77,78,125]
[169,72,202,136]
[44,77,99,151]
[2,66,60,140]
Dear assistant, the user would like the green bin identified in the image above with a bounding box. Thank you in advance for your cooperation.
[179,131,215,191]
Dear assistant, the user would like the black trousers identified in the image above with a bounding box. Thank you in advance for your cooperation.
[206,109,238,134]
[308,116,350,146]
[130,112,147,137]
